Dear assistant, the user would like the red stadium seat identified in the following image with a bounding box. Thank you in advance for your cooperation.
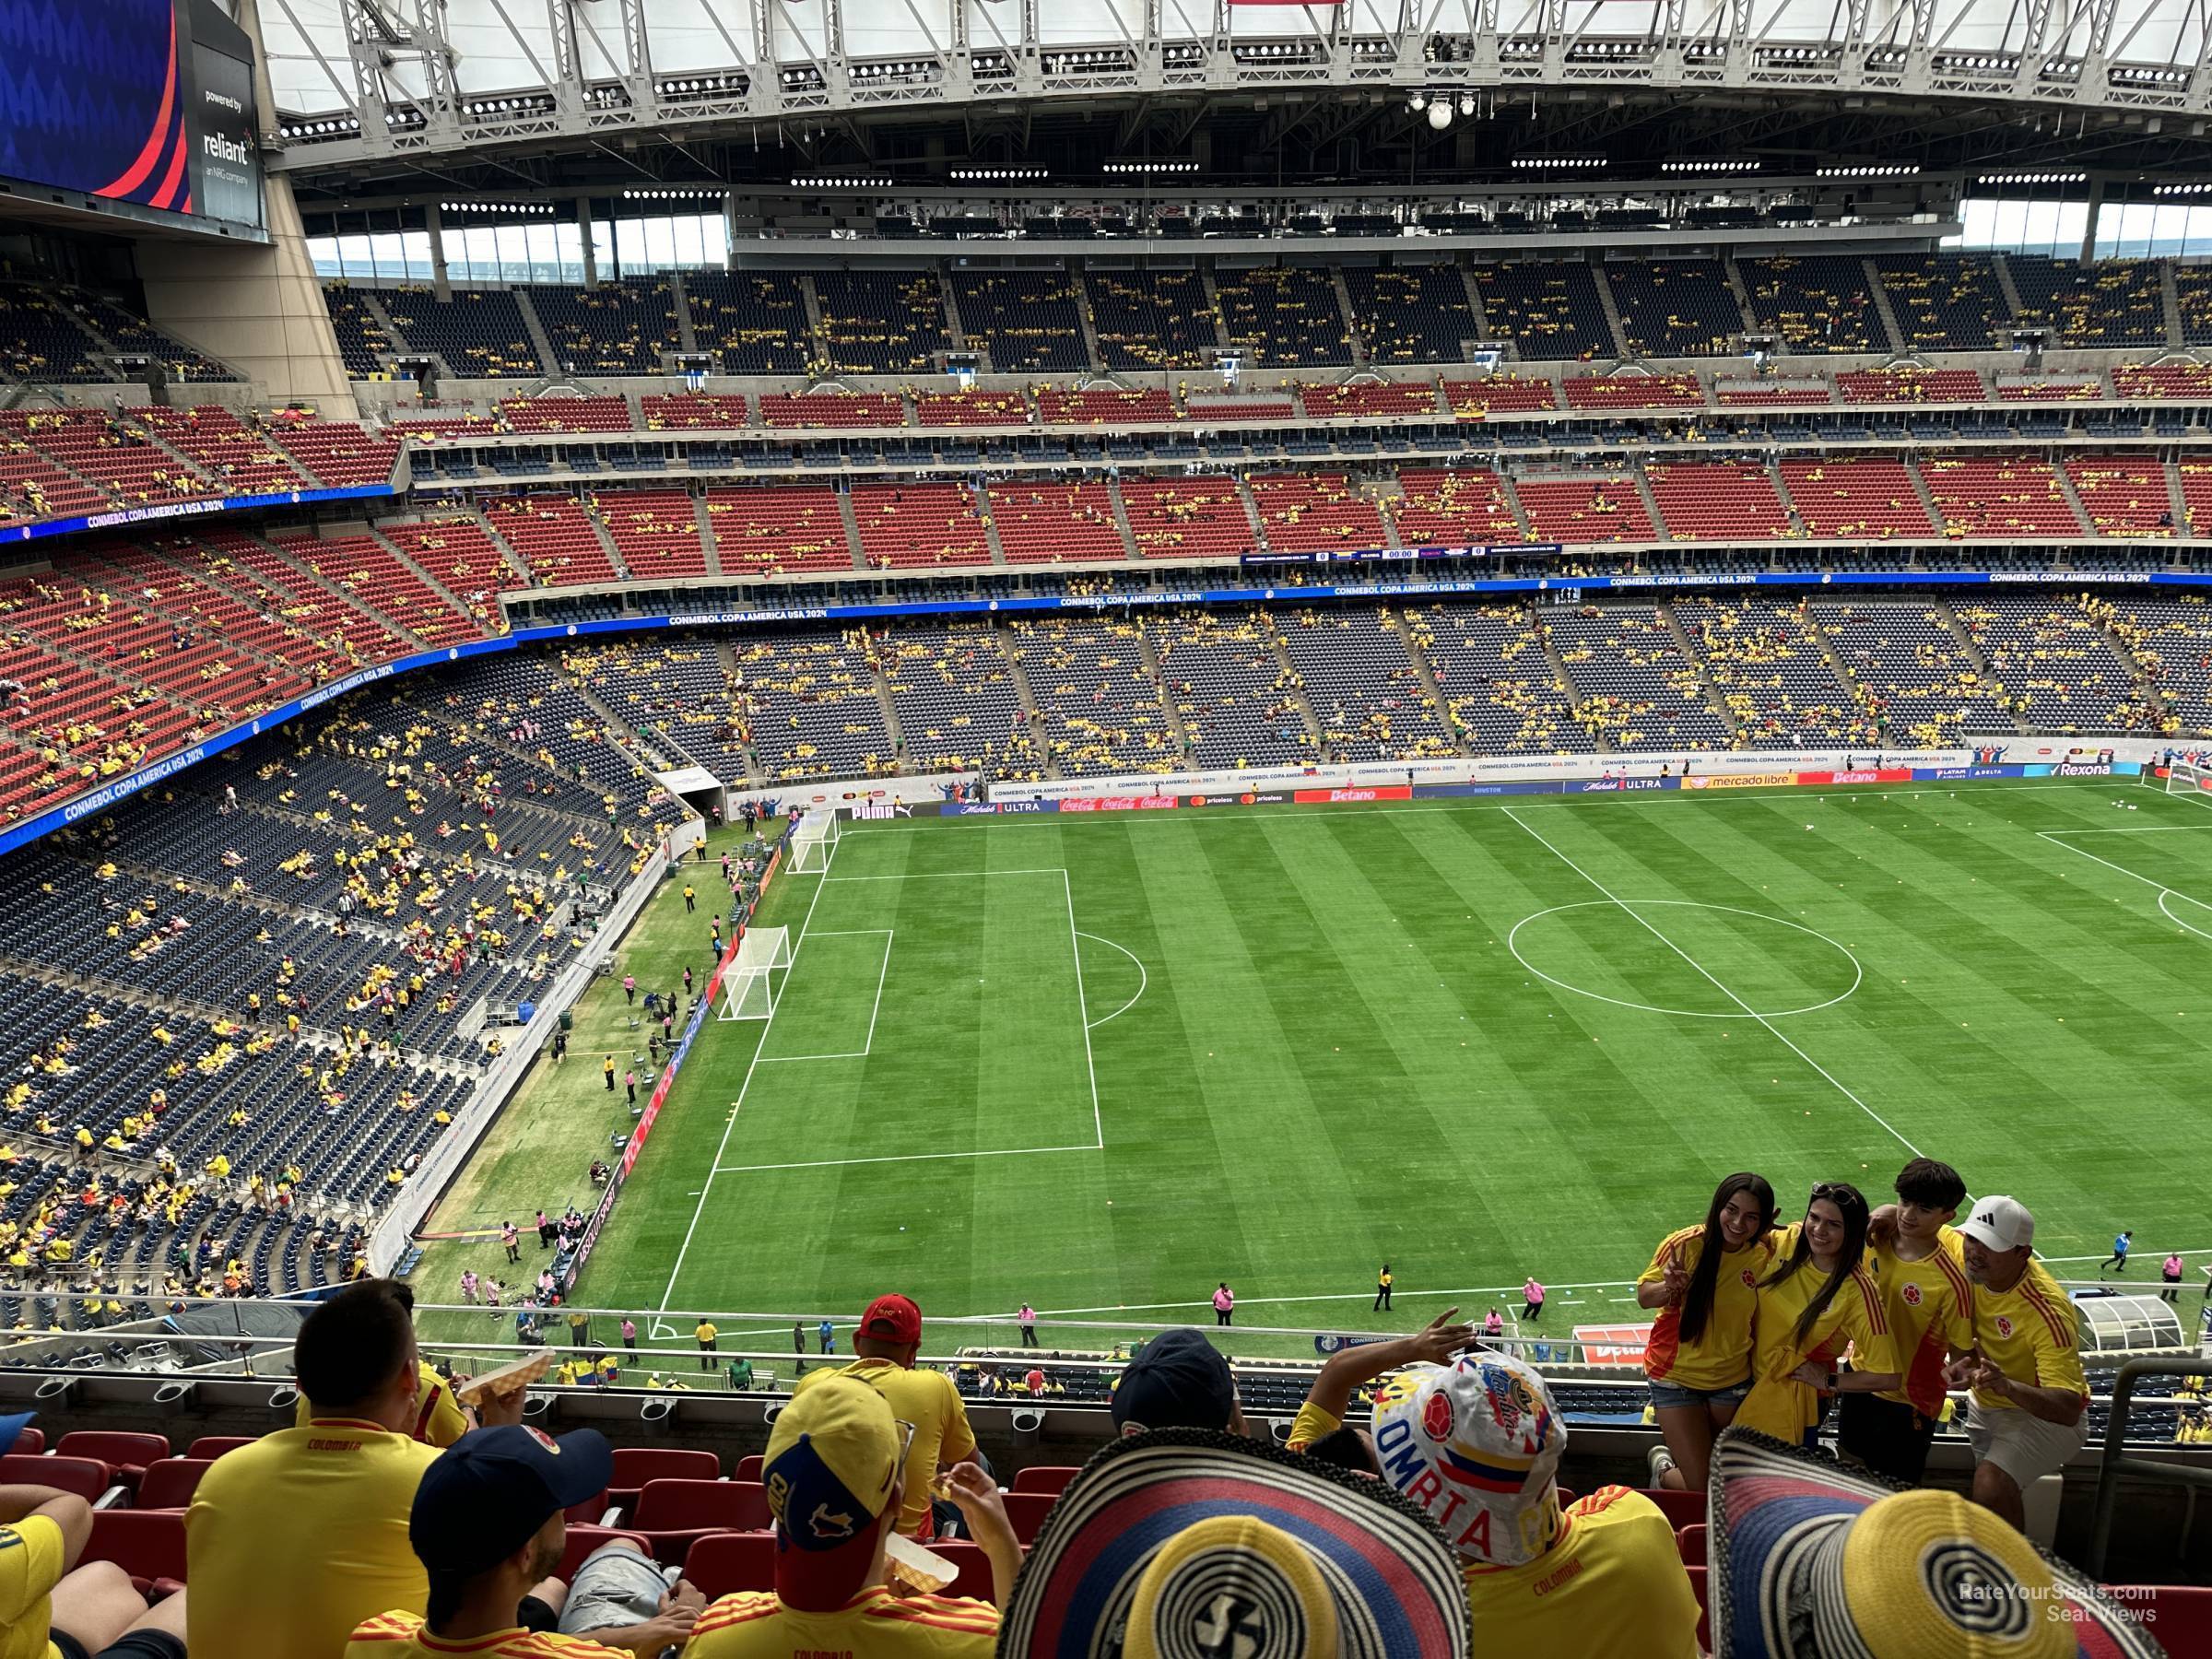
[56,1432,170,1488]
[1639,1488,1708,1528]
[1000,1491,1056,1547]
[83,1511,187,1583]
[2114,1586,2212,1657]
[558,1527,652,1584]
[8,1430,41,1456]
[1675,1523,1707,1565]
[610,1448,720,1489]
[734,1454,763,1483]
[1685,1564,1712,1653]
[565,1488,612,1526]
[1010,1466,1078,1497]
[932,1540,997,1603]
[135,1460,214,1511]
[632,1479,772,1565]
[182,1437,255,1461]
[0,1455,112,1502]
[685,1531,778,1597]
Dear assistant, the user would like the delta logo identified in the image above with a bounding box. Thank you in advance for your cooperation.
[1901,1283,1923,1307]
[1995,1316,2015,1339]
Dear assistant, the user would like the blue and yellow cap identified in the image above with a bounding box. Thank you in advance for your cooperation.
[765,1372,903,1609]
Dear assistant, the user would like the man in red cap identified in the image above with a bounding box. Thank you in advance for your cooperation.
[789,1294,978,1540]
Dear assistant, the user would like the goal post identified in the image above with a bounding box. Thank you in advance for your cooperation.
[788,808,842,874]
[719,926,793,1021]
[2165,760,2212,807]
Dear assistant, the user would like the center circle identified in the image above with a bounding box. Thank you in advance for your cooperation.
[1506,900,1863,1020]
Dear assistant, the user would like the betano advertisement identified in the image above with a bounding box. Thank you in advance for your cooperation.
[0,0,263,234]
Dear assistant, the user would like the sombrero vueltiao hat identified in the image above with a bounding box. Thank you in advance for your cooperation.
[1710,1427,2163,1658]
[995,1428,1472,1659]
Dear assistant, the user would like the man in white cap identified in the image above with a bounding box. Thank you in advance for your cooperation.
[1947,1194,2089,1531]
[1370,1347,1700,1654]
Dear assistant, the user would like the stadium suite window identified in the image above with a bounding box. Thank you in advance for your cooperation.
[1942,196,2090,255]
[610,213,727,275]
[306,229,435,282]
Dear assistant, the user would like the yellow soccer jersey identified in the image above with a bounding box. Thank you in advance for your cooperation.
[1463,1488,1700,1659]
[1971,1258,2088,1413]
[1868,1228,1976,1418]
[349,1613,629,1656]
[686,1587,999,1657]
[1287,1400,1342,1453]
[793,1359,977,1535]
[0,1514,65,1659]
[188,1417,441,1659]
[1637,1225,1774,1391]
[294,1361,469,1447]
[1735,1226,1899,1441]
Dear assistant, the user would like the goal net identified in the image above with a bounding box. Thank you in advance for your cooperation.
[787,808,841,874]
[2166,759,2212,806]
[719,926,792,1021]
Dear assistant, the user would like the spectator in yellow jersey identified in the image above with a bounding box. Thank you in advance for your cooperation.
[791,1295,977,1540]
[0,1410,191,1659]
[1733,1182,1900,1448]
[997,1425,1472,1656]
[1285,1305,1477,1473]
[348,1423,689,1659]
[188,1278,533,1657]
[1707,1426,2159,1658]
[1369,1347,1700,1656]
[1852,1158,1976,1483]
[1947,1194,2089,1530]
[687,1374,1014,1657]
[1638,1171,1780,1493]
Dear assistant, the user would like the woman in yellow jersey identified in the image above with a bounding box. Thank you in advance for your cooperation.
[1637,1171,1778,1493]
[1735,1182,1903,1446]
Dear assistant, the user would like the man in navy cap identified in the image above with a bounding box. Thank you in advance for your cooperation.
[348,1423,703,1656]
[1111,1327,1251,1438]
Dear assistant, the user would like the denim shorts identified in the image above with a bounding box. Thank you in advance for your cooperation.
[1648,1376,1752,1412]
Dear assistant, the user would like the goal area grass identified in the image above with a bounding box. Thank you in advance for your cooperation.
[413,776,2212,1359]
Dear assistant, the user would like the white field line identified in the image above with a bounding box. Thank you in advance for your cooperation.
[1077,931,1148,1030]
[823,867,1071,880]
[754,929,893,1064]
[1501,806,1923,1157]
[715,1143,1103,1176]
[1066,869,1105,1152]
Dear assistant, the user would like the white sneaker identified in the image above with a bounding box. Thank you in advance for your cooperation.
[1647,1443,1677,1487]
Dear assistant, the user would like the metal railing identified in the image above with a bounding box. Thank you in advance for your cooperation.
[2088,1356,2212,1577]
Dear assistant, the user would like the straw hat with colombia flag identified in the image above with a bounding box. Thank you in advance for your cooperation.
[994,1428,1471,1658]
[761,1371,910,1611]
[1709,1426,2162,1658]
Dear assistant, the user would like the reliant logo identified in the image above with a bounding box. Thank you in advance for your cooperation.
[202,134,253,166]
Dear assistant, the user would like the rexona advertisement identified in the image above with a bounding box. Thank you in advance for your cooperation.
[0,0,264,233]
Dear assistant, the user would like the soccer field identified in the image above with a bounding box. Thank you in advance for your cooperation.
[437,776,2212,1355]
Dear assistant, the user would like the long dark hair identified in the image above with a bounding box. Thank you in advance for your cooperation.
[1760,1182,1872,1347]
[1679,1172,1778,1345]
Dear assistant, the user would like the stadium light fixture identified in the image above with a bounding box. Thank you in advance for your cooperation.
[948,168,1050,182]
[2154,181,2212,195]
[1978,171,2088,185]
[1512,154,1606,170]
[1661,158,1760,174]
[1102,159,1199,174]
[1428,102,1453,130]
[1815,163,1920,177]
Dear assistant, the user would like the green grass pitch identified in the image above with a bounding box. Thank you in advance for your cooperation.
[414,776,2212,1362]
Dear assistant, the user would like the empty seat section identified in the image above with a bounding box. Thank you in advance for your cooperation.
[1739,256,1890,354]
[1998,377,2103,402]
[127,406,307,494]
[1835,367,1985,404]
[983,481,1126,564]
[1470,263,1616,359]
[882,622,1037,775]
[1297,382,1439,419]
[850,482,990,570]
[1118,477,1257,560]
[1006,617,1179,774]
[593,488,711,580]
[1547,607,1734,749]
[913,391,1030,427]
[1777,458,1936,538]
[679,271,811,374]
[0,443,105,526]
[951,271,1088,371]
[2006,257,2165,347]
[1876,255,2009,352]
[1278,607,1453,760]
[377,288,544,378]
[379,518,521,614]
[1952,600,2138,729]
[1248,473,1387,552]
[1602,259,1744,356]
[65,290,237,381]
[2108,597,2212,733]
[1810,601,2012,743]
[1085,271,1218,371]
[321,285,397,377]
[1343,265,1476,365]
[1213,266,1351,367]
[0,285,104,382]
[497,396,633,434]
[1674,596,1874,748]
[1714,380,1830,406]
[3,411,216,510]
[1037,388,1176,425]
[1920,455,2080,537]
[530,280,680,375]
[274,420,401,488]
[1444,376,1558,416]
[1561,374,1703,411]
[1514,477,1656,542]
[730,629,892,779]
[1152,609,1316,769]
[570,639,745,776]
[813,271,947,373]
[1409,602,1591,752]
[2114,361,2212,398]
[273,533,482,646]
[757,393,904,429]
[1392,468,1523,544]
[640,394,751,430]
[1646,464,1790,541]
[487,495,618,586]
[702,486,853,576]
[2065,456,2175,536]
